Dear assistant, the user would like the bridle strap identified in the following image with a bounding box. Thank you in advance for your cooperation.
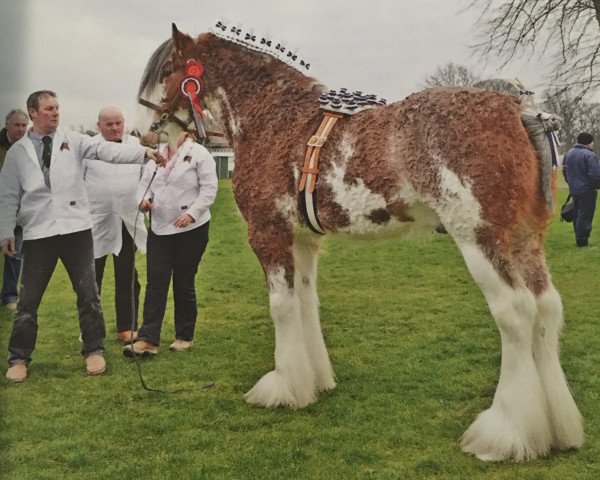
[137,97,224,137]
[138,98,191,132]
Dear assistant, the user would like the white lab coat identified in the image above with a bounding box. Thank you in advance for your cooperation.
[83,134,147,257]
[137,139,218,236]
[0,128,147,241]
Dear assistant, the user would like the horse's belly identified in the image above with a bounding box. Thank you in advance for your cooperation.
[316,167,440,236]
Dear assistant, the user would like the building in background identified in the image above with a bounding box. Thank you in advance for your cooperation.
[208,135,234,179]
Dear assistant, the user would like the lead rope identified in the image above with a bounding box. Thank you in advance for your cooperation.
[127,130,214,393]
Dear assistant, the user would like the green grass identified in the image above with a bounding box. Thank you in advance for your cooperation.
[1,180,599,479]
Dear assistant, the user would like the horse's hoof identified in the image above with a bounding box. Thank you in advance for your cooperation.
[461,407,551,461]
[244,370,315,409]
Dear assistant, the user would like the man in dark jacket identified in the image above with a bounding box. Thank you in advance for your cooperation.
[562,132,600,247]
[0,109,28,310]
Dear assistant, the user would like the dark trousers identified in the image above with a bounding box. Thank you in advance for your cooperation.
[95,224,140,333]
[572,190,597,246]
[1,226,23,305]
[137,222,209,346]
[7,230,105,366]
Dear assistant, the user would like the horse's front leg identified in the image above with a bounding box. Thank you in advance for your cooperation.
[293,231,336,393]
[244,225,317,409]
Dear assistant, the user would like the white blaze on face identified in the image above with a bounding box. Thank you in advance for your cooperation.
[134,84,164,136]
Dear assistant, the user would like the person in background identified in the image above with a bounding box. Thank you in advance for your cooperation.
[562,131,600,248]
[83,106,147,343]
[0,90,165,383]
[124,131,217,357]
[0,109,28,311]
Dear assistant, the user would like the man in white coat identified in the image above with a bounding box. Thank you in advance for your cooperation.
[0,90,165,383]
[83,106,147,343]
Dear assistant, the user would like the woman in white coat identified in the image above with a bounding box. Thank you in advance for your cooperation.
[124,132,218,356]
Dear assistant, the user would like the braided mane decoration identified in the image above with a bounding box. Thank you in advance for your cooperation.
[211,20,311,72]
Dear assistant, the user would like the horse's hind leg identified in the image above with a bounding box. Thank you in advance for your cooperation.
[523,256,583,450]
[293,231,336,392]
[456,241,553,461]
[244,225,317,409]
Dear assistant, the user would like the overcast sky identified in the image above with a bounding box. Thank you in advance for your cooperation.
[0,0,556,131]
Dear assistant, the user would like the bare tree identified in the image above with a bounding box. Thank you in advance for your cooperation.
[470,0,600,97]
[542,88,582,149]
[541,88,600,152]
[423,62,480,87]
[574,101,600,152]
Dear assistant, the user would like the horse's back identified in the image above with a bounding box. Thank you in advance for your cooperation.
[310,87,550,237]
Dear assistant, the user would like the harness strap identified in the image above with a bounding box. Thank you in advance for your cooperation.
[299,112,343,234]
[299,112,343,192]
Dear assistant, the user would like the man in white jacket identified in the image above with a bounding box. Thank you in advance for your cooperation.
[0,90,164,383]
[83,106,146,343]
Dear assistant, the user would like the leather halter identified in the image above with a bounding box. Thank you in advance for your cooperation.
[138,97,195,133]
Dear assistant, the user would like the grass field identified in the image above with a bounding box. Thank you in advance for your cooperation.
[1,180,599,479]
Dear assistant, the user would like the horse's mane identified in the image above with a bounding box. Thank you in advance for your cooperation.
[211,22,312,73]
[138,38,174,98]
[200,32,325,100]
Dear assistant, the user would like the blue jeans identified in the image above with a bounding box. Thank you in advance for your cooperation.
[7,230,105,366]
[1,226,23,305]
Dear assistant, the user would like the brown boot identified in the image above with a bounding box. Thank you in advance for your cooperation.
[6,364,28,383]
[116,330,138,343]
[86,354,106,376]
[123,340,158,358]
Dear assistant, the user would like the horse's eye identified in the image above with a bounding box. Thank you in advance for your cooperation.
[161,68,172,79]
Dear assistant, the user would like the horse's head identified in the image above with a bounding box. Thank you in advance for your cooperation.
[136,23,322,147]
[136,24,220,146]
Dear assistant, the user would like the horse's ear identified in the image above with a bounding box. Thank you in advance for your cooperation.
[172,23,193,59]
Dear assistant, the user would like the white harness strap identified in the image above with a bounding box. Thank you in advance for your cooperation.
[299,112,343,234]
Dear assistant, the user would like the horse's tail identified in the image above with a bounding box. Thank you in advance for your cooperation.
[520,105,561,212]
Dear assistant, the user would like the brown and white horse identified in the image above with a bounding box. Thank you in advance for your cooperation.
[135,24,583,461]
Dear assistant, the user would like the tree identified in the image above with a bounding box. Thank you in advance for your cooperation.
[577,102,600,145]
[423,62,480,87]
[542,88,583,149]
[470,0,600,98]
[541,89,600,151]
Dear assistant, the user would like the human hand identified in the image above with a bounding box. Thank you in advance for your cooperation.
[145,149,167,167]
[1,237,16,256]
[139,199,154,212]
[139,131,160,147]
[173,213,195,228]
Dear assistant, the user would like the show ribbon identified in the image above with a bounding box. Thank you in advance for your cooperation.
[181,60,207,138]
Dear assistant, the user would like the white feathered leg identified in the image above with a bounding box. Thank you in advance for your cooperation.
[532,286,583,449]
[458,243,553,461]
[293,234,336,392]
[244,267,316,409]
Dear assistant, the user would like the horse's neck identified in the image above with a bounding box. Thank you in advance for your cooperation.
[205,58,321,145]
